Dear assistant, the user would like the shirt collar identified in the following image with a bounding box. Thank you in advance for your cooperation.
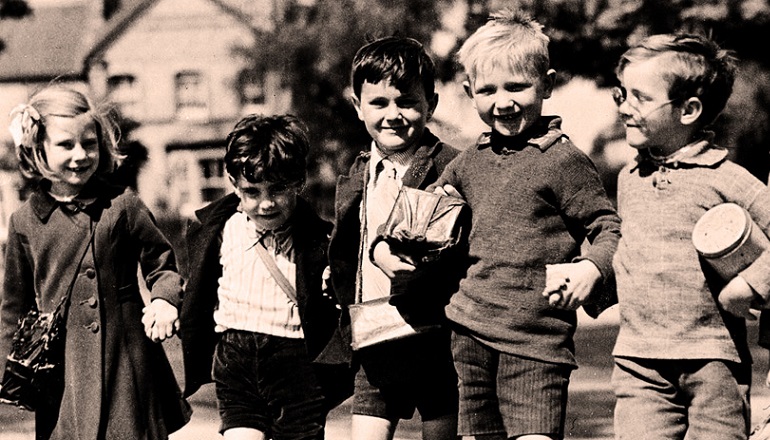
[370,141,415,168]
[477,116,566,153]
[238,211,295,259]
[633,132,728,170]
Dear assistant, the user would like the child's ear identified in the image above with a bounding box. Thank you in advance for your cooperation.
[427,93,439,121]
[228,174,239,193]
[679,97,703,126]
[542,69,557,99]
[350,94,364,121]
[462,79,473,99]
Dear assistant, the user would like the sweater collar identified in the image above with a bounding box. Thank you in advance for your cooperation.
[477,116,565,154]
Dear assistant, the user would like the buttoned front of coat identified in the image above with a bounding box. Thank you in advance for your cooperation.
[0,181,190,440]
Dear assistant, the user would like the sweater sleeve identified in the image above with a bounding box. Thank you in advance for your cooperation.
[550,141,621,282]
[724,164,770,302]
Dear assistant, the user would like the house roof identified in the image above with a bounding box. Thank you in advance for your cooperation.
[83,0,269,65]
[0,3,93,81]
[0,0,271,82]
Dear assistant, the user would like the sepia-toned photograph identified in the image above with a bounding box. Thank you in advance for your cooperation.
[2,1,770,439]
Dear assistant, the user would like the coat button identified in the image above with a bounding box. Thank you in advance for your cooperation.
[85,268,96,279]
[87,322,99,333]
[87,296,98,308]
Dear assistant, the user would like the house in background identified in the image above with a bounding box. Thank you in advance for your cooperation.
[0,0,293,219]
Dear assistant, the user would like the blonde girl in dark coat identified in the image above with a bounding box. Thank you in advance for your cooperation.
[0,84,190,439]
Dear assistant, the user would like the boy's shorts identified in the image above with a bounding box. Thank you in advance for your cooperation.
[451,329,571,438]
[352,329,458,421]
[213,330,327,440]
[612,357,750,440]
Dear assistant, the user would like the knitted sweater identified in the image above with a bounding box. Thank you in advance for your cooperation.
[436,116,621,367]
[613,138,770,363]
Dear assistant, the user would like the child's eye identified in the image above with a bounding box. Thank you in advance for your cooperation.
[396,98,419,108]
[475,86,495,96]
[368,98,389,108]
[505,84,529,93]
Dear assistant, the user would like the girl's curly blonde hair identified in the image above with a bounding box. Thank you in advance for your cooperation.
[11,84,121,182]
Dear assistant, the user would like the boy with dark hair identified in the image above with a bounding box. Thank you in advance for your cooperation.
[433,9,621,440]
[327,36,461,440]
[180,114,349,440]
[612,33,770,439]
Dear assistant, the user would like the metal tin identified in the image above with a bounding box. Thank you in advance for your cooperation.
[692,203,770,279]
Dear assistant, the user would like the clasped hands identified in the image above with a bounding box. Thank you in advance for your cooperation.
[141,298,180,342]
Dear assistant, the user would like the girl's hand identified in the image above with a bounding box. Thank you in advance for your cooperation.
[718,276,758,321]
[142,298,180,342]
[542,260,601,310]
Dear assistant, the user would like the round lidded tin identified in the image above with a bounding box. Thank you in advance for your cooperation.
[692,203,770,280]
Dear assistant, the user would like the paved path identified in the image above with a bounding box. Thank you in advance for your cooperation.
[3,311,770,439]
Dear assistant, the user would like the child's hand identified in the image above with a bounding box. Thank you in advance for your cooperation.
[322,265,332,292]
[141,298,180,342]
[433,184,463,198]
[718,276,758,321]
[372,240,419,281]
[542,260,601,310]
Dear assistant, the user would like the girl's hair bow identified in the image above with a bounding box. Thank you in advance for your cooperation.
[8,103,41,148]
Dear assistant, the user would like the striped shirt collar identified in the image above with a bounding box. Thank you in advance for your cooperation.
[235,211,295,260]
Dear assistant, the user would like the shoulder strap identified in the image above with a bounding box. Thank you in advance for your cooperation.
[254,241,299,305]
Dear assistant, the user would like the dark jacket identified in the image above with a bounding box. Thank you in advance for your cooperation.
[0,180,191,440]
[179,194,351,407]
[326,129,463,362]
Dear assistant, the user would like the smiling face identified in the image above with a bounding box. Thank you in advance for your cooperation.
[43,115,100,197]
[352,79,438,154]
[616,57,693,155]
[232,177,299,231]
[466,65,554,137]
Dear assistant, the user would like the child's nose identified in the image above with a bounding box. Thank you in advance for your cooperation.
[496,95,516,109]
[385,104,402,120]
[71,143,89,160]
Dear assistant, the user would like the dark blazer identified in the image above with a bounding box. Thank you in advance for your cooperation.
[325,129,463,361]
[180,194,351,406]
[0,180,190,440]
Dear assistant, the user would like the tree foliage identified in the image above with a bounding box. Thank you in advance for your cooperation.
[247,0,770,201]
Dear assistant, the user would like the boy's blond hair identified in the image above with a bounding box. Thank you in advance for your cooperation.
[457,8,550,82]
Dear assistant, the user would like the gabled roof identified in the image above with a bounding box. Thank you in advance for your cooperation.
[0,0,272,83]
[84,0,269,65]
[0,3,93,81]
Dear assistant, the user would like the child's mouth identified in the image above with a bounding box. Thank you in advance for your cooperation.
[495,113,519,122]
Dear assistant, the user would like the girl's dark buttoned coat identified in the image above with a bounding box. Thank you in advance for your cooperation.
[0,181,191,440]
[179,194,352,407]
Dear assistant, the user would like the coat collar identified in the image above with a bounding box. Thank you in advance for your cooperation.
[193,193,326,249]
[477,116,565,154]
[345,128,444,187]
[30,177,115,222]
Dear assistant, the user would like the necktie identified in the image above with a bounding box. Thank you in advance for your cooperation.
[360,157,401,301]
[371,158,400,224]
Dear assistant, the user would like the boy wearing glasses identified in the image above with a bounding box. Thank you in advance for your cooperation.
[611,33,770,439]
